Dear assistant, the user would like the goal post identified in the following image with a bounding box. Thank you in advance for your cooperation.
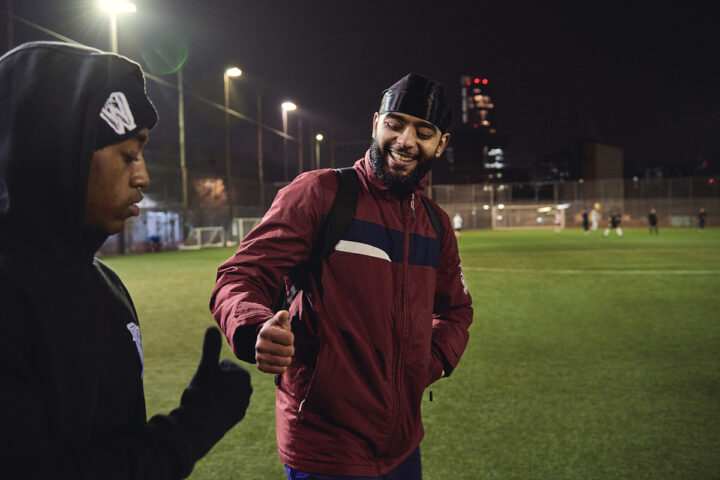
[233,217,262,241]
[491,204,568,230]
[179,226,225,250]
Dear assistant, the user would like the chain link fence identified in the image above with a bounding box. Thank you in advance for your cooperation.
[430,177,718,231]
[101,173,717,255]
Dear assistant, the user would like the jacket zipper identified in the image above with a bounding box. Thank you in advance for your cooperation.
[296,349,322,424]
[387,194,413,451]
[296,399,306,424]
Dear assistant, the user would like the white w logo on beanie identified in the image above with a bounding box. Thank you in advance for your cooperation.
[100,91,137,135]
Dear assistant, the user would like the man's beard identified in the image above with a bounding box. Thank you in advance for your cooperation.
[369,139,434,197]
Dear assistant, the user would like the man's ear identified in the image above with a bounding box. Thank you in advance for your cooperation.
[434,132,451,158]
[372,112,379,139]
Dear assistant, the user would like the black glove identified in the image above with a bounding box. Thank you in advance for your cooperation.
[147,328,252,473]
[188,327,252,426]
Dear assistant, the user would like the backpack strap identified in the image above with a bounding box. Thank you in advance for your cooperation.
[317,167,359,260]
[306,167,359,295]
[420,194,443,252]
[276,167,359,312]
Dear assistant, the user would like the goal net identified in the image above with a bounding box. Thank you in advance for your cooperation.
[179,226,225,250]
[233,217,262,241]
[491,204,567,230]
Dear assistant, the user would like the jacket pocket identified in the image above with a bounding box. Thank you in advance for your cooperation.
[295,346,324,424]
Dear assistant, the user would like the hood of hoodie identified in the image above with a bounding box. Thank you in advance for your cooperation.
[0,42,154,264]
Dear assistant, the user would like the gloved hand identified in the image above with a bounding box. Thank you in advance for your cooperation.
[189,326,252,426]
[148,327,252,472]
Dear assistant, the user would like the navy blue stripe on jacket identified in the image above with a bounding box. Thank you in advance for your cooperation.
[339,218,439,268]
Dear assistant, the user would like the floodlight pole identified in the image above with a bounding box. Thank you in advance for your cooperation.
[222,67,242,236]
[224,72,233,238]
[315,137,320,170]
[330,128,335,169]
[178,68,190,239]
[109,13,118,52]
[113,9,124,253]
[314,134,324,170]
[103,2,127,252]
[298,118,303,174]
[257,92,265,207]
[281,101,297,182]
[282,108,288,182]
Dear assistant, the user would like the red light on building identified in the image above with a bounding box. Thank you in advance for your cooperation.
[482,78,488,85]
[709,178,715,184]
[473,77,480,84]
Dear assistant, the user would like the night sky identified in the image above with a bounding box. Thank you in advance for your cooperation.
[4,1,718,177]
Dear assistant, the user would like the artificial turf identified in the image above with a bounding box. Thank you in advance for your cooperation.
[104,226,720,479]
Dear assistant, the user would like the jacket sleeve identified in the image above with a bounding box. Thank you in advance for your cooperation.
[0,282,248,480]
[209,170,334,361]
[430,208,473,378]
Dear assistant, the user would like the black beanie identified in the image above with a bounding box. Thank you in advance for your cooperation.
[379,73,451,133]
[95,74,158,150]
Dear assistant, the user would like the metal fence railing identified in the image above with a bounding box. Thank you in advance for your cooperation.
[430,177,718,232]
[99,175,717,255]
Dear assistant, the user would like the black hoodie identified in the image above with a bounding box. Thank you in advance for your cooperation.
[0,42,241,479]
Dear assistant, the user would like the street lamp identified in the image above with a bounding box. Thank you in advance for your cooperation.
[281,101,297,112]
[98,0,136,254]
[224,66,242,237]
[281,101,297,181]
[225,66,242,78]
[98,0,136,53]
[315,133,324,170]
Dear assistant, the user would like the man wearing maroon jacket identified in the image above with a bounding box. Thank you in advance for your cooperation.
[211,73,473,479]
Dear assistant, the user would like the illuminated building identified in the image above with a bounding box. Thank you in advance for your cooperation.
[452,76,508,181]
[460,75,497,135]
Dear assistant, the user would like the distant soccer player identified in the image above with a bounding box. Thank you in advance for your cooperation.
[582,207,590,234]
[591,203,601,231]
[453,212,463,237]
[603,211,624,238]
[698,208,707,230]
[648,208,659,235]
[0,42,252,478]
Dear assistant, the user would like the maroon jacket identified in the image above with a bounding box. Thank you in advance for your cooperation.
[211,153,473,476]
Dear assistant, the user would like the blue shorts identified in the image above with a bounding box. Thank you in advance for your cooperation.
[285,446,421,480]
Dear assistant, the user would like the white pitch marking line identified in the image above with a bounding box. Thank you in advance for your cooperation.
[463,267,720,275]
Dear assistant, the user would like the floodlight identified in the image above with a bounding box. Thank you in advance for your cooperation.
[99,0,136,14]
[225,67,242,77]
[281,101,297,112]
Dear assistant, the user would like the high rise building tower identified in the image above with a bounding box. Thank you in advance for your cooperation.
[460,75,497,134]
[458,75,507,177]
[435,75,512,183]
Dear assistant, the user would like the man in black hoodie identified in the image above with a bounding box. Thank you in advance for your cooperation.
[0,41,252,479]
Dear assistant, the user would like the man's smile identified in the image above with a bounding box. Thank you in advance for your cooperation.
[390,150,415,163]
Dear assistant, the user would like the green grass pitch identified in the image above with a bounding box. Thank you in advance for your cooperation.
[103,227,720,479]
